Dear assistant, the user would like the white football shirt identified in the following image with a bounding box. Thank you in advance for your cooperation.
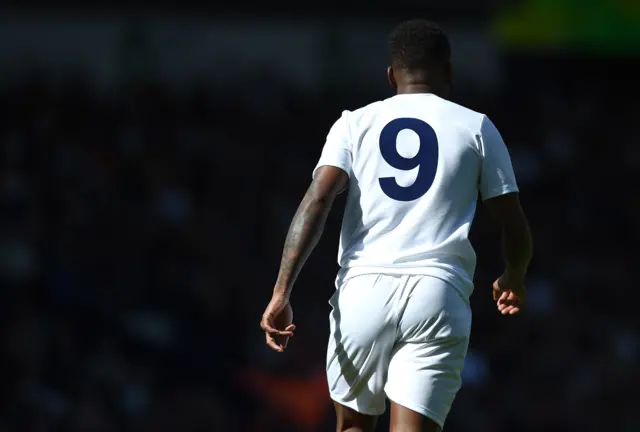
[313,94,519,300]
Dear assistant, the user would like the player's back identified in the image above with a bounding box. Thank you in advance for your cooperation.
[314,93,517,299]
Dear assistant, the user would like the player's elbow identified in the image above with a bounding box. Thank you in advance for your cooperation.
[303,194,332,212]
[485,193,529,234]
[303,185,336,208]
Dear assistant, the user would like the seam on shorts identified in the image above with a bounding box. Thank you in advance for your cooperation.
[328,392,386,416]
[385,387,446,429]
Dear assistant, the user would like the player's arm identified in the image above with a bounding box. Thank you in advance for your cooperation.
[261,112,351,352]
[260,166,347,352]
[272,111,352,298]
[478,115,532,314]
[273,166,348,298]
[484,193,532,280]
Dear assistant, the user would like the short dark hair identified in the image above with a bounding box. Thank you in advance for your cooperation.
[388,19,451,70]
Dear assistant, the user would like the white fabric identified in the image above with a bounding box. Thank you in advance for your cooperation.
[326,274,472,428]
[314,94,519,301]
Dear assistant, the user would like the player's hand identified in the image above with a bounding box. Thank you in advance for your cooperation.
[492,271,526,315]
[260,293,296,353]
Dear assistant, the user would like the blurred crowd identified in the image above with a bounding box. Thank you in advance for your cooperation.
[0,59,638,431]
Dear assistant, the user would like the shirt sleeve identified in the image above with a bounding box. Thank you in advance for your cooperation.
[312,111,352,179]
[478,115,519,200]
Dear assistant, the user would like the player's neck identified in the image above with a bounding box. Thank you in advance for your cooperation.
[392,67,450,97]
[396,84,434,95]
[396,83,446,98]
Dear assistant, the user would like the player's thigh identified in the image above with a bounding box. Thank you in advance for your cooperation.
[327,274,397,416]
[385,276,471,429]
[333,401,378,432]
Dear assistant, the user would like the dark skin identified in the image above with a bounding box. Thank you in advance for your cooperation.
[387,61,452,98]
[260,165,348,352]
[260,64,531,432]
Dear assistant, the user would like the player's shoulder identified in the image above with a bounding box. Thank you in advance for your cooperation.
[351,99,386,115]
[431,97,487,131]
[333,100,386,138]
[341,100,385,123]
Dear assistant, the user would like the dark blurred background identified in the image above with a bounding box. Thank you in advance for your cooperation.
[0,2,638,431]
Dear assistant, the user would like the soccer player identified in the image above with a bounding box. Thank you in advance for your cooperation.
[260,19,532,432]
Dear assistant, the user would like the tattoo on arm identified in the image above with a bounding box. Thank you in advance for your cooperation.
[274,190,333,296]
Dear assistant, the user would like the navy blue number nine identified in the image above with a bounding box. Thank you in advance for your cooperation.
[378,118,439,201]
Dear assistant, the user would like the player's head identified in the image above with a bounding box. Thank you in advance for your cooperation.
[387,19,452,96]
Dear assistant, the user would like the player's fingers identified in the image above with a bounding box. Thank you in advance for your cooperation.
[272,330,294,337]
[275,334,291,349]
[265,327,294,337]
[500,305,513,314]
[499,302,521,315]
[509,292,524,310]
[498,291,509,303]
[498,291,516,306]
[280,325,296,348]
[500,305,513,315]
[498,304,514,314]
[265,332,284,352]
[492,281,502,300]
[260,318,294,337]
[496,293,510,312]
[502,305,520,315]
[493,287,508,301]
[259,318,275,333]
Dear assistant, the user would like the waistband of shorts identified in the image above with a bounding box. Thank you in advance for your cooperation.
[336,266,473,303]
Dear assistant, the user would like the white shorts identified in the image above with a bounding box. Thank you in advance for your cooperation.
[326,274,472,429]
